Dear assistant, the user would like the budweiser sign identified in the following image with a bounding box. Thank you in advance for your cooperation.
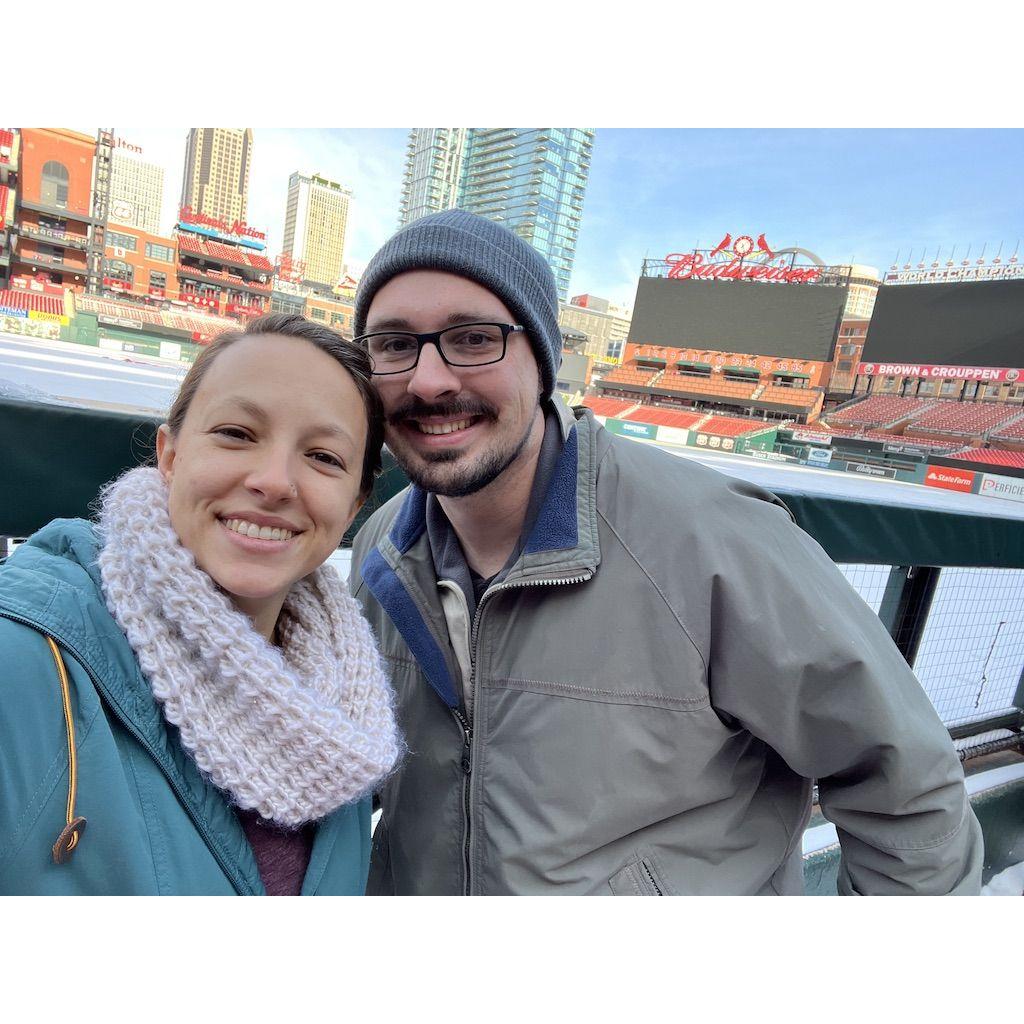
[857,362,1021,383]
[665,253,822,284]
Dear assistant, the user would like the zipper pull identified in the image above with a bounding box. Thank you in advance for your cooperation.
[452,707,472,774]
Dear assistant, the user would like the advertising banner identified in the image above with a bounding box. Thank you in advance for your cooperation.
[807,448,833,466]
[28,310,69,326]
[99,315,143,330]
[978,473,1024,503]
[849,463,897,479]
[606,418,658,441]
[924,466,976,492]
[856,362,1022,383]
[0,304,28,319]
[792,428,832,444]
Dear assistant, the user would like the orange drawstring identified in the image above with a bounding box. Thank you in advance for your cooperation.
[46,636,87,864]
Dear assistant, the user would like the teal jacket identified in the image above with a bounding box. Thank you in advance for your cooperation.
[0,520,371,895]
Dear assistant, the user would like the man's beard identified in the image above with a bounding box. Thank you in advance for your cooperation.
[385,396,537,498]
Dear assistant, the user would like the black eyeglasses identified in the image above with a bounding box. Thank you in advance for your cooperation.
[354,322,525,375]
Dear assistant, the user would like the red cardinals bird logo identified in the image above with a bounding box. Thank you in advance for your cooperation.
[709,233,732,258]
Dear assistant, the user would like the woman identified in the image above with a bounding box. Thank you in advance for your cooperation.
[0,313,402,895]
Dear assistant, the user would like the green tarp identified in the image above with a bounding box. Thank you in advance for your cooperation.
[1,397,1022,567]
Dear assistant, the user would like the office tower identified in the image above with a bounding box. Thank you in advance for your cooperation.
[397,127,595,300]
[109,146,165,234]
[459,129,594,300]
[281,172,352,287]
[398,128,467,227]
[180,128,253,224]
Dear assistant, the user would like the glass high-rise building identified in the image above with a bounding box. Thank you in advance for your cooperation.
[398,128,467,226]
[398,128,595,300]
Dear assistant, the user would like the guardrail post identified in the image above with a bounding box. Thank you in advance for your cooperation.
[876,565,941,666]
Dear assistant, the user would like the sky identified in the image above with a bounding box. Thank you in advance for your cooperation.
[114,128,1024,310]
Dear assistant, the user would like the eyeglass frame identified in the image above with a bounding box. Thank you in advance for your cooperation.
[353,322,526,376]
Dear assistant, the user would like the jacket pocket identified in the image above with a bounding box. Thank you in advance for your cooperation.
[608,854,670,896]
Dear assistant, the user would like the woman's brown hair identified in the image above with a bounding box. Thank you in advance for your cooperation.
[166,313,384,499]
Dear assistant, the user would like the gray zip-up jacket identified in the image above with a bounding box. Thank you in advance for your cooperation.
[350,401,983,895]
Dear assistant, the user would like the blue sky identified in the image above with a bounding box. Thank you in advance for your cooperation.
[118,128,1024,309]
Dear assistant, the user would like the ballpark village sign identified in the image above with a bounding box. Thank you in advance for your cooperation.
[857,362,1022,383]
[661,232,828,284]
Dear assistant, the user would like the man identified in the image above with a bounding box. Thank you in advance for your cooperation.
[349,209,983,895]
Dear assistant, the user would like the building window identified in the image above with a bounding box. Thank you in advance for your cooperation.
[145,242,174,262]
[310,307,326,321]
[107,231,138,252]
[940,381,958,396]
[41,161,70,209]
[149,271,167,289]
[105,259,133,284]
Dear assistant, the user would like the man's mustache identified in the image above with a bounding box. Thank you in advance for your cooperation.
[387,398,499,426]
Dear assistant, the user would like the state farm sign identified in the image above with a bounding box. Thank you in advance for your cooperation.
[924,467,976,493]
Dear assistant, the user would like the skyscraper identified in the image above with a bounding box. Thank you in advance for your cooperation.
[281,172,352,288]
[109,145,164,234]
[460,129,594,300]
[180,128,253,225]
[397,128,595,300]
[398,128,467,227]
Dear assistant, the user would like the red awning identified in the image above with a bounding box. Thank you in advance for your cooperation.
[0,289,66,315]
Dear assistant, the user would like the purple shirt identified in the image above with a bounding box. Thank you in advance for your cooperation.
[237,809,315,896]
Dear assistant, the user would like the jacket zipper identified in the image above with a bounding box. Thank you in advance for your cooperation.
[460,568,594,895]
[642,861,664,896]
[0,610,255,895]
[451,705,472,892]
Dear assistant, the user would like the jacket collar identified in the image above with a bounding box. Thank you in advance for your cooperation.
[361,402,602,708]
[386,399,600,572]
[0,520,350,895]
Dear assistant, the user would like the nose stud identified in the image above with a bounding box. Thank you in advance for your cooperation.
[290,484,297,497]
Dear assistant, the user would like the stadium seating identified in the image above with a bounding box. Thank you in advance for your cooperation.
[946,447,1024,469]
[75,295,238,341]
[178,264,272,294]
[600,365,660,387]
[990,416,1024,442]
[624,408,706,430]
[757,386,821,409]
[903,401,1020,437]
[827,394,936,428]
[243,252,274,273]
[203,240,247,264]
[176,234,205,255]
[582,396,639,418]
[657,373,757,400]
[699,415,787,438]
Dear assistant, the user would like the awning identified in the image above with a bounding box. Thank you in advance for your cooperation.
[676,360,711,369]
[723,365,760,376]
[0,289,66,315]
[636,357,666,365]
[773,371,810,378]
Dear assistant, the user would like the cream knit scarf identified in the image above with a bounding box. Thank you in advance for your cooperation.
[96,467,402,828]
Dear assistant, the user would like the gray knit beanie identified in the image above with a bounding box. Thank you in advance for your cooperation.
[354,210,563,400]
